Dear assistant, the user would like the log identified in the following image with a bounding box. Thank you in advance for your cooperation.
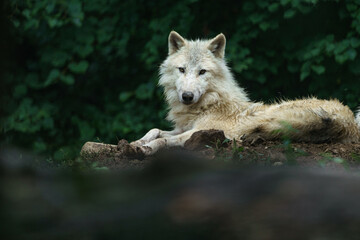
[80,140,148,170]
[80,142,118,162]
[80,141,150,169]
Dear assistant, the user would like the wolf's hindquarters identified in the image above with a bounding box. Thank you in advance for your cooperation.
[356,108,360,129]
[241,99,360,143]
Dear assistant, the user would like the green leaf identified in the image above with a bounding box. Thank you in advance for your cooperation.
[284,9,296,19]
[350,38,360,48]
[97,29,113,43]
[268,3,279,12]
[325,43,335,54]
[43,117,54,129]
[233,63,248,72]
[68,0,84,27]
[346,3,357,12]
[76,45,94,58]
[45,69,60,86]
[280,0,291,6]
[135,83,155,100]
[335,54,348,64]
[60,74,75,85]
[24,19,40,30]
[22,9,31,19]
[68,61,89,74]
[346,48,357,60]
[249,13,264,24]
[334,41,349,54]
[311,65,325,75]
[45,2,55,13]
[47,18,58,28]
[51,51,69,67]
[119,92,133,102]
[259,22,270,31]
[300,71,310,81]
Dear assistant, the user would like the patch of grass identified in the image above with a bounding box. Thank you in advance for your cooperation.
[318,153,349,170]
[282,139,298,166]
[351,153,360,163]
[231,139,244,162]
[90,162,110,171]
[206,138,241,162]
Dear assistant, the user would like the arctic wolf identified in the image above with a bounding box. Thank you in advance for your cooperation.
[131,31,360,155]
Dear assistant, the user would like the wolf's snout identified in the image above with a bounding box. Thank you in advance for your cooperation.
[182,91,194,105]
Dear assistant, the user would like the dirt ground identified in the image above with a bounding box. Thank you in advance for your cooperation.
[82,130,360,171]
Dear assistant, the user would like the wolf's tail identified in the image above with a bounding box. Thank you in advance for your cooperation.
[356,108,360,128]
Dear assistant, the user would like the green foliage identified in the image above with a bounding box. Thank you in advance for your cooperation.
[319,153,348,169]
[2,0,360,162]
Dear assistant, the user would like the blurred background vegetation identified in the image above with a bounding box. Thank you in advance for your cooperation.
[2,0,360,164]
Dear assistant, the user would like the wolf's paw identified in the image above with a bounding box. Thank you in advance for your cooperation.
[139,145,153,156]
[117,139,148,159]
[130,140,147,148]
[130,141,155,155]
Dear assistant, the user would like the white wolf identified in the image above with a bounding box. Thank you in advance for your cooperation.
[131,31,360,155]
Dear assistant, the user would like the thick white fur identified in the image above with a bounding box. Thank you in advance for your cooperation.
[131,31,360,155]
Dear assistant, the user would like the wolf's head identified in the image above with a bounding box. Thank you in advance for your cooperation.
[159,31,230,106]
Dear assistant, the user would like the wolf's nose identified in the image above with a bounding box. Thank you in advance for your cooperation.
[182,91,194,104]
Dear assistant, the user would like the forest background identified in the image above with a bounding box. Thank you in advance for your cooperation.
[2,0,360,164]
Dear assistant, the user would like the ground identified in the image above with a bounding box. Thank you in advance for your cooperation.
[81,130,360,171]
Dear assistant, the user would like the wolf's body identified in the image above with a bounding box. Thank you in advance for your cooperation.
[131,31,360,155]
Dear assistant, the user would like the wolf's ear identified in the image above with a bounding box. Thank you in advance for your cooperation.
[208,33,226,58]
[168,31,186,55]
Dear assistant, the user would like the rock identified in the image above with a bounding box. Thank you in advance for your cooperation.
[184,130,228,151]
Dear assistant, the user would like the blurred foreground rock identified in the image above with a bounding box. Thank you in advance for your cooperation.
[2,146,360,240]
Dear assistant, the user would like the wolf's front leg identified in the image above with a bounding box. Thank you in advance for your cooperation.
[141,129,198,155]
[130,128,183,147]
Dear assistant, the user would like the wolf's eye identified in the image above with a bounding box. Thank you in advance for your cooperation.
[199,69,207,75]
[178,67,185,73]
